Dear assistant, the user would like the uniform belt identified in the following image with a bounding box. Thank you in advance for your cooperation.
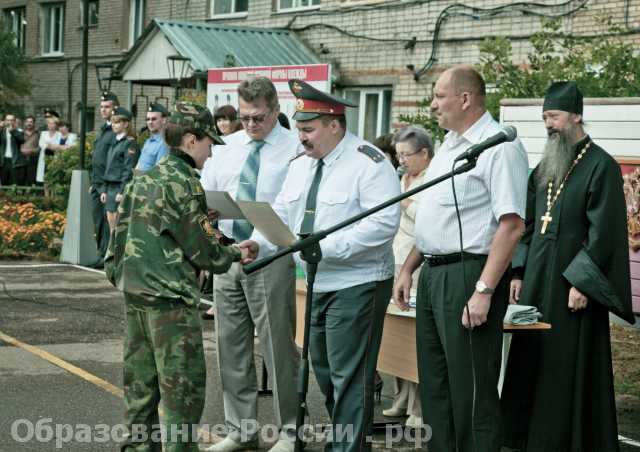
[423,252,487,267]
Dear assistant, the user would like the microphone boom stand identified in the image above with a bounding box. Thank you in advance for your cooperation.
[243,158,478,451]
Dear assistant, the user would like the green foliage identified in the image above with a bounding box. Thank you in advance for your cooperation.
[0,190,66,212]
[400,17,640,130]
[478,17,640,118]
[397,98,446,143]
[45,132,96,201]
[0,21,32,114]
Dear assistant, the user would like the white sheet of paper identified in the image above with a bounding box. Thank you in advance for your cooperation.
[204,191,246,220]
[237,201,296,247]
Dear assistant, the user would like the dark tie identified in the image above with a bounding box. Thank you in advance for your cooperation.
[299,159,324,235]
[232,140,265,241]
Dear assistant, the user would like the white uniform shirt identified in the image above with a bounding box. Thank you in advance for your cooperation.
[255,131,401,292]
[200,122,300,240]
[415,111,528,255]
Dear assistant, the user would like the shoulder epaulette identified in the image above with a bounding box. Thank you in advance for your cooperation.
[357,144,385,163]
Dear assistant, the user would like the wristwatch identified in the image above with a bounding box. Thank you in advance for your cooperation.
[475,280,495,295]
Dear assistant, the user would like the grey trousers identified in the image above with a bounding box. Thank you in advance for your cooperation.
[214,257,299,442]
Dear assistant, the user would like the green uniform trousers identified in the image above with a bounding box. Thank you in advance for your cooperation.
[309,278,393,452]
[121,294,206,452]
[416,257,508,452]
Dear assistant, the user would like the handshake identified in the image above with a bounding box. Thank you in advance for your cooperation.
[237,240,259,265]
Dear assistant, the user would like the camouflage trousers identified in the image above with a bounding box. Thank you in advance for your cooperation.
[121,294,206,452]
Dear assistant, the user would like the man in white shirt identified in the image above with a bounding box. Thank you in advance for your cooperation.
[393,65,528,452]
[201,77,300,452]
[252,79,400,452]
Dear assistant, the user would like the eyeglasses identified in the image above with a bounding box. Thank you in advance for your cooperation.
[239,111,271,125]
[397,150,422,160]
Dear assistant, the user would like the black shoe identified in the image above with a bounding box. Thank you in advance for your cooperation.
[201,311,215,320]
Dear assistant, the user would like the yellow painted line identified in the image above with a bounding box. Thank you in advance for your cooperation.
[0,331,124,398]
[0,330,223,444]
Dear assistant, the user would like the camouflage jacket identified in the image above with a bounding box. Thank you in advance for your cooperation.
[105,148,241,306]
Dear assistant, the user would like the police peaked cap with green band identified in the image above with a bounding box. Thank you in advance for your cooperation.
[288,79,357,121]
[43,108,60,118]
[543,81,583,115]
[169,102,225,145]
[148,102,170,116]
[113,106,132,121]
[100,91,119,104]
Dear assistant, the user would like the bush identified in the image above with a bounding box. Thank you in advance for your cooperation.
[0,202,66,258]
[0,190,65,212]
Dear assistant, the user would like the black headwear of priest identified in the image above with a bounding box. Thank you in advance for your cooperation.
[543,81,583,115]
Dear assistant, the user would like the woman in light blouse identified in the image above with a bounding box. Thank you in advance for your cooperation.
[384,125,434,429]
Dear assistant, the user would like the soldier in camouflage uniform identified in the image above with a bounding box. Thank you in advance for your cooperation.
[105,102,258,452]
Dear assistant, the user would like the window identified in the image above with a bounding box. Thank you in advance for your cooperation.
[80,0,99,27]
[210,0,248,17]
[342,87,392,143]
[129,0,145,48]
[41,3,65,56]
[4,7,26,50]
[278,0,320,11]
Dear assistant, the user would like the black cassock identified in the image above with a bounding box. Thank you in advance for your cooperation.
[501,136,635,452]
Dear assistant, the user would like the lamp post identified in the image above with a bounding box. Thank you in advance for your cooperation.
[166,54,191,100]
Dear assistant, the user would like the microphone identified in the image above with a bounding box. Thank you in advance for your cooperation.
[396,165,405,179]
[453,126,517,162]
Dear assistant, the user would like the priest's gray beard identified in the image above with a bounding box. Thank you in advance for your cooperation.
[536,125,577,189]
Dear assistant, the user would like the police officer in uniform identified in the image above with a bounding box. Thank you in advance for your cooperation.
[105,102,258,452]
[251,80,401,452]
[90,91,118,266]
[136,102,170,172]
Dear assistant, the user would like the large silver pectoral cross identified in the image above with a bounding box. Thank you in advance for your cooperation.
[540,213,552,234]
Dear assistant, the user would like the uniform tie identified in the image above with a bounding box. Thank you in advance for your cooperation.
[299,159,324,235]
[232,140,265,241]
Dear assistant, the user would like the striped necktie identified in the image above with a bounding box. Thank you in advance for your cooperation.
[232,140,265,241]
[299,159,324,235]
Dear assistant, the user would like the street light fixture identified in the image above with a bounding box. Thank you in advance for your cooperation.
[95,62,115,93]
[166,54,191,100]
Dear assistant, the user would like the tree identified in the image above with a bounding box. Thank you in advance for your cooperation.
[400,17,640,131]
[0,24,32,114]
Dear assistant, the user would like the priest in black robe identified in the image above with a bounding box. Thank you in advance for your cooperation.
[501,81,635,452]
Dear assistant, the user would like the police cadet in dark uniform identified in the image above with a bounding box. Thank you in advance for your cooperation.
[102,106,138,232]
[105,102,258,452]
[251,80,401,452]
[136,102,170,173]
[90,91,118,266]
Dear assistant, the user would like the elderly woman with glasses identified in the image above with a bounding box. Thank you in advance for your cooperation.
[383,125,434,429]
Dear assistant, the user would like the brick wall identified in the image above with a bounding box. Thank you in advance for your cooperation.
[7,0,640,131]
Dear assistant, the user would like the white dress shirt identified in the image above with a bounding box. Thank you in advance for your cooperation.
[4,129,12,158]
[200,122,300,240]
[255,131,401,292]
[414,111,528,255]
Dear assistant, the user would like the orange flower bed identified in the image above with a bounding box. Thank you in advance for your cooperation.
[0,202,66,256]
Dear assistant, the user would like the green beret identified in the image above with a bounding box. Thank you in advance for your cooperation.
[288,79,357,121]
[100,91,119,104]
[148,102,169,116]
[169,102,225,145]
[543,81,583,115]
[113,107,132,121]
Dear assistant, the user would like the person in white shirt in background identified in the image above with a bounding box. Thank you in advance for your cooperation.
[36,116,62,183]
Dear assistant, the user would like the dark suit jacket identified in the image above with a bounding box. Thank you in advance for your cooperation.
[0,128,27,168]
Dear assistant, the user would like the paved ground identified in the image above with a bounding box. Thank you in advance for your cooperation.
[0,262,637,451]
